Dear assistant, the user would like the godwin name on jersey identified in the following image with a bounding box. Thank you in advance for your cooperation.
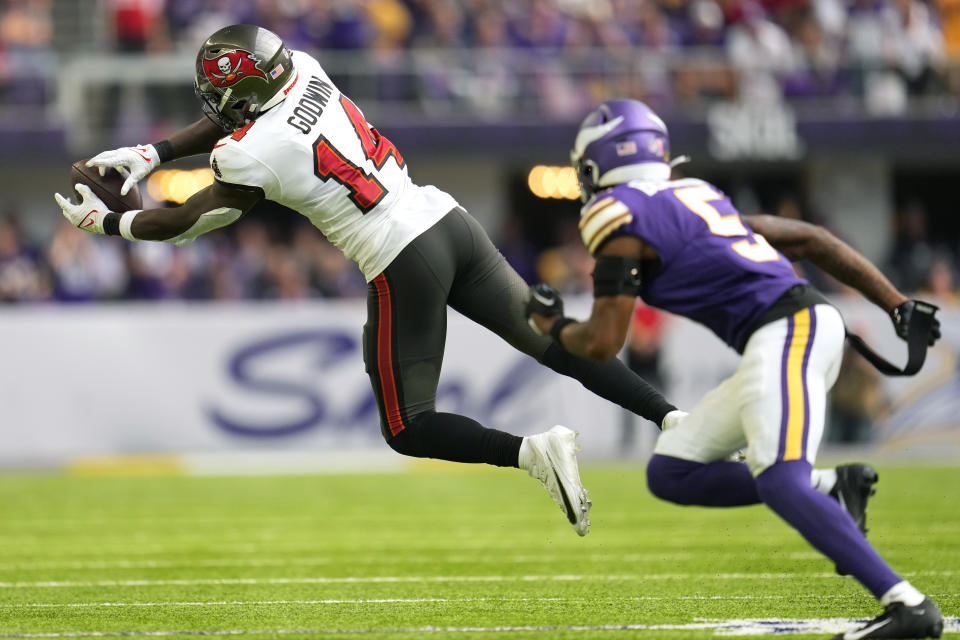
[209,50,456,281]
[579,177,804,351]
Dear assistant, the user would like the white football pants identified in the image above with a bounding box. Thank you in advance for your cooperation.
[655,304,846,476]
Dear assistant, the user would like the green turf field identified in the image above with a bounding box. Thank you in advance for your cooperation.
[0,465,956,639]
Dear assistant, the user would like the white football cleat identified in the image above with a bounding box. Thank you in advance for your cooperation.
[525,425,591,536]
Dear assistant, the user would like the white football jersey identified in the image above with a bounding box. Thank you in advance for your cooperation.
[209,50,457,281]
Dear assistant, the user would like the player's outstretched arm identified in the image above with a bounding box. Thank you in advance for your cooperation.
[56,180,262,245]
[744,214,908,312]
[127,181,262,243]
[86,118,225,196]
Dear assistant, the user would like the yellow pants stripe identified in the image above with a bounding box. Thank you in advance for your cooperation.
[783,308,811,461]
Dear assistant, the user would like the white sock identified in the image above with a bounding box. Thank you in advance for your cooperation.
[811,468,837,495]
[517,437,533,471]
[880,580,925,607]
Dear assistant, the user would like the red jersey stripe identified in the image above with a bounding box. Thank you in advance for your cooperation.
[373,274,405,435]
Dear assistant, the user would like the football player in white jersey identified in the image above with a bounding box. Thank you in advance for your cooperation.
[55,25,688,537]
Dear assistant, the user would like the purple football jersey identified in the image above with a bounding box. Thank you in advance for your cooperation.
[585,178,803,351]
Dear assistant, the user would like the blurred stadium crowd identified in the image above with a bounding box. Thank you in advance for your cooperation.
[1,195,955,304]
[1,0,956,114]
[0,214,369,302]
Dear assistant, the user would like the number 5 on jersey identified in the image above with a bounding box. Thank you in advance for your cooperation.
[674,185,779,263]
[312,96,405,214]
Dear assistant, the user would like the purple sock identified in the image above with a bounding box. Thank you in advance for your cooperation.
[755,460,901,598]
[647,454,761,506]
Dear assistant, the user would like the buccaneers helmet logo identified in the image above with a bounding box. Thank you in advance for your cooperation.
[202,49,268,88]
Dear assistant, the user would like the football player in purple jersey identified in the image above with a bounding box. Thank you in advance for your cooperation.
[527,99,944,639]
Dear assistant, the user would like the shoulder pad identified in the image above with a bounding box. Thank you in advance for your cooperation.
[579,196,633,254]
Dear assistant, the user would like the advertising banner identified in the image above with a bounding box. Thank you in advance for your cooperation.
[1,296,956,470]
[0,299,627,469]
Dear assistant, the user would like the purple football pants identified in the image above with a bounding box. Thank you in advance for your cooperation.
[647,454,901,598]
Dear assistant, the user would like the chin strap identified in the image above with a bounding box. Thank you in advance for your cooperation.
[845,301,939,376]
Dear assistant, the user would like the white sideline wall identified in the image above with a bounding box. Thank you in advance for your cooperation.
[0,296,957,471]
[0,298,624,470]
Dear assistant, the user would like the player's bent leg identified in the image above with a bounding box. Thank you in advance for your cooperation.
[755,460,902,597]
[444,208,676,427]
[387,414,591,535]
[646,375,760,506]
[646,454,760,506]
[756,461,943,640]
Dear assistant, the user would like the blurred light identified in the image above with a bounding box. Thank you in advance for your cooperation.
[146,168,215,204]
[528,165,581,200]
[528,165,546,198]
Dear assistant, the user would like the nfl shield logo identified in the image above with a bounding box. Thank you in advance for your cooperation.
[616,141,638,156]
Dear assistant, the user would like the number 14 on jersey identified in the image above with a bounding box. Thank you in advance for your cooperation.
[312,96,405,214]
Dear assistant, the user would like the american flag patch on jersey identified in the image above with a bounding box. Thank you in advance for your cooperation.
[270,64,284,79]
[616,141,637,156]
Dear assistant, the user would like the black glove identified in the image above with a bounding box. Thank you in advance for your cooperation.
[526,283,564,320]
[891,299,941,347]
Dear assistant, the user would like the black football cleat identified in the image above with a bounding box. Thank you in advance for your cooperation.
[831,463,878,535]
[832,597,944,639]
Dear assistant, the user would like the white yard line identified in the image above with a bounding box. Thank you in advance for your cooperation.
[0,552,699,571]
[1,571,955,589]
[1,597,560,609]
[8,593,959,609]
[0,618,958,638]
[1,550,949,571]
[0,543,722,558]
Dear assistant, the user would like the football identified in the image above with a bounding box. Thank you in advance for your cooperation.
[69,159,143,212]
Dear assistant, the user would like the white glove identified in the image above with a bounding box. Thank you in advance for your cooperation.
[54,184,113,234]
[86,144,160,196]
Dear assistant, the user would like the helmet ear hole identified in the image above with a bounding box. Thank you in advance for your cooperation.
[577,159,600,203]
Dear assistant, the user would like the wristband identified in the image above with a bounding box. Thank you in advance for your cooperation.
[549,317,576,344]
[152,140,174,163]
[119,210,141,241]
[103,212,122,236]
